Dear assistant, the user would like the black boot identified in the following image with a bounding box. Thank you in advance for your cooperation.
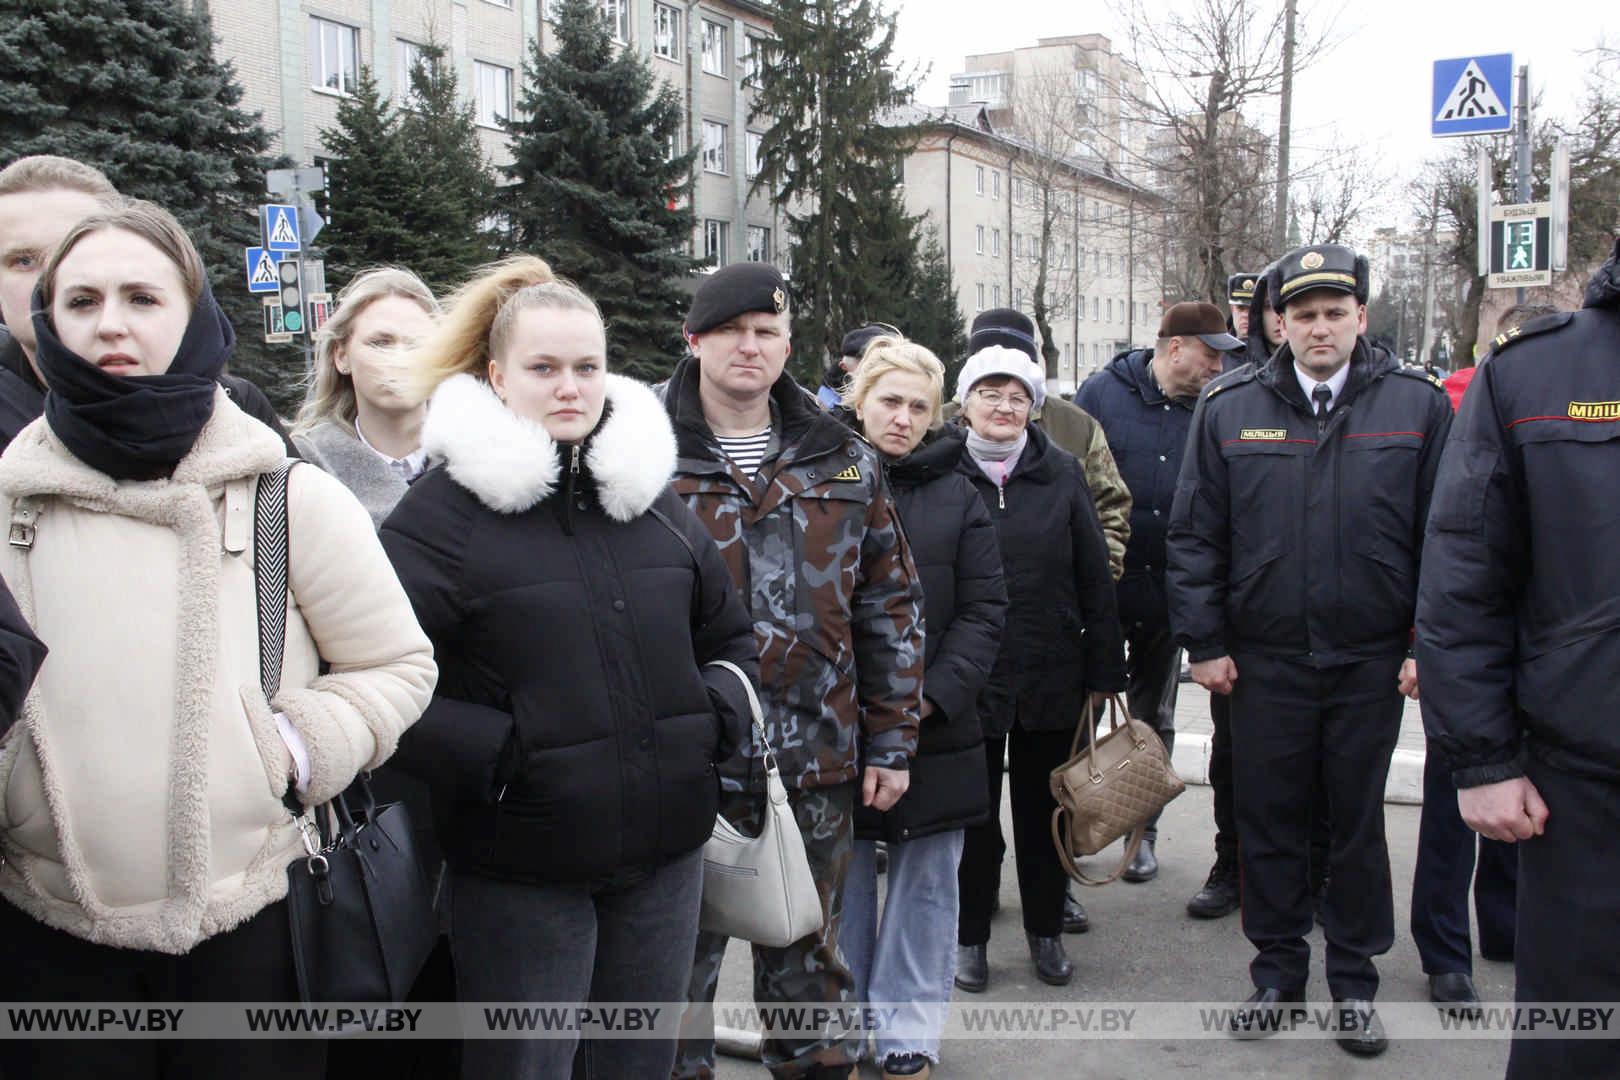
[1063,888,1091,933]
[955,944,988,993]
[1026,933,1073,986]
[1122,836,1159,883]
[1187,854,1241,919]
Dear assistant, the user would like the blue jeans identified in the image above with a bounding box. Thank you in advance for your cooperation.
[840,830,964,1065]
[450,848,704,1080]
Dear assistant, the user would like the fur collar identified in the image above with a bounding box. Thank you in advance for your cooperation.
[0,387,285,502]
[422,372,676,520]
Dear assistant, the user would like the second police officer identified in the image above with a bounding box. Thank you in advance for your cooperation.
[1168,244,1454,1059]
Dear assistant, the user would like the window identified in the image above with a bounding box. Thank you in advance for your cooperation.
[705,220,730,266]
[1079,294,1087,321]
[601,0,629,42]
[1078,196,1087,219]
[396,39,426,107]
[666,129,682,162]
[702,20,728,77]
[309,17,359,95]
[992,171,1001,199]
[1092,297,1100,320]
[653,4,680,60]
[747,225,771,263]
[702,121,728,174]
[474,61,512,128]
[1013,177,1023,204]
[1012,233,1022,259]
[1106,299,1113,322]
[976,283,986,311]
[742,34,769,84]
[992,284,1002,307]
[1093,250,1101,273]
[1015,288,1025,308]
[975,166,985,195]
[484,0,512,7]
[991,229,1001,257]
[975,226,984,255]
[1106,253,1113,276]
[745,131,764,179]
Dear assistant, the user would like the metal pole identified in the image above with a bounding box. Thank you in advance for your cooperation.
[292,175,314,378]
[1273,0,1297,254]
[1419,187,1438,367]
[1514,64,1532,304]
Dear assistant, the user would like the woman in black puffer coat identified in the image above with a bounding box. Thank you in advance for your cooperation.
[379,257,759,1080]
[951,346,1128,996]
[835,337,1006,1079]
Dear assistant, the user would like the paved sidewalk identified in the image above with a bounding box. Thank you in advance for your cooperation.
[712,785,1511,1079]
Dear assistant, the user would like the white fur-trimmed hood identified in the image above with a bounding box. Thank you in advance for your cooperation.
[422,372,677,520]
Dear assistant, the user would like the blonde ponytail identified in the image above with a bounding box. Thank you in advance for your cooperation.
[404,254,557,403]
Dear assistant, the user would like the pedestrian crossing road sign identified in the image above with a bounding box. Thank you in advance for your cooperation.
[1432,54,1513,137]
[261,203,301,252]
[244,246,280,294]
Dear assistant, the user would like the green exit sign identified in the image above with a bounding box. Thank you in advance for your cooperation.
[1488,202,1552,288]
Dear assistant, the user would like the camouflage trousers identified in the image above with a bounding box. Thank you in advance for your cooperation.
[672,782,857,1080]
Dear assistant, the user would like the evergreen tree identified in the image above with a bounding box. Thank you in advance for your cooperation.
[0,0,296,408]
[319,49,496,293]
[504,0,698,382]
[751,0,917,372]
[395,43,496,290]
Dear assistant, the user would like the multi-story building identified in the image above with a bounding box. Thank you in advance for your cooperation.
[949,33,1152,185]
[202,0,785,270]
[886,101,1164,396]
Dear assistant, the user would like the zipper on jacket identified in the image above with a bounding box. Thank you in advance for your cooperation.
[560,444,582,536]
[998,482,1006,511]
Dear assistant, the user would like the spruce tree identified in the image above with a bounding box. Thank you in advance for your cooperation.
[395,43,496,290]
[750,0,917,374]
[0,0,297,409]
[319,51,496,293]
[504,0,698,382]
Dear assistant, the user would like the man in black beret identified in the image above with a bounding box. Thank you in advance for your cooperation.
[663,262,926,1080]
[1168,243,1452,1058]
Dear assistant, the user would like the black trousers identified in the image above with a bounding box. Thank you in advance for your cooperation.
[1229,652,1403,1000]
[958,726,1074,943]
[1123,617,1179,841]
[1211,690,1332,883]
[1410,747,1518,974]
[1508,756,1620,1079]
[0,898,324,1080]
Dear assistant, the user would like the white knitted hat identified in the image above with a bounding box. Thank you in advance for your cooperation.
[954,345,1046,411]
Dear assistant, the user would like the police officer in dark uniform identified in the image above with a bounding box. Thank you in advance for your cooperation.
[1168,244,1453,1057]
[1417,237,1620,1080]
[1227,272,1259,342]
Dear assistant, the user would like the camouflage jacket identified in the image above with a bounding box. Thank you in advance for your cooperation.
[660,356,925,793]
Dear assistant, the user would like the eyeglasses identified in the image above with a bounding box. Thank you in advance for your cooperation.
[974,388,1032,412]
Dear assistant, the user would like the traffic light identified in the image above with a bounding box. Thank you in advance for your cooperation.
[278,259,304,334]
[1505,220,1536,271]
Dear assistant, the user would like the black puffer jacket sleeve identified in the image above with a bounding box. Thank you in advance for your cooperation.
[1166,389,1232,661]
[379,475,516,801]
[0,574,45,736]
[1068,457,1128,693]
[1414,360,1527,787]
[921,489,1007,725]
[655,489,761,760]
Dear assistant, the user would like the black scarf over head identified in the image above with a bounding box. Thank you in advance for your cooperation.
[32,281,233,480]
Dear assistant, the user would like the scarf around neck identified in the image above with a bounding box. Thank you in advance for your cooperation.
[965,427,1028,487]
[32,282,232,481]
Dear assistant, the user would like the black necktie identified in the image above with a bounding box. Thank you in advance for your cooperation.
[1313,384,1332,417]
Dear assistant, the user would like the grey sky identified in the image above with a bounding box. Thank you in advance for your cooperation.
[893,0,1614,230]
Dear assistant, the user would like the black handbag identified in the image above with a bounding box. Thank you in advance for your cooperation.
[253,462,437,1003]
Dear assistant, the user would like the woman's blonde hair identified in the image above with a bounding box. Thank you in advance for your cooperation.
[293,266,439,435]
[403,254,604,404]
[841,336,947,430]
[38,198,205,313]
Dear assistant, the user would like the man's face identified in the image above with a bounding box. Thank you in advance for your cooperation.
[1231,306,1250,339]
[1283,290,1365,380]
[689,310,791,401]
[0,188,106,359]
[1161,336,1225,399]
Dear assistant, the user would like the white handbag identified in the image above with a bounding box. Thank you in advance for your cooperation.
[698,660,824,948]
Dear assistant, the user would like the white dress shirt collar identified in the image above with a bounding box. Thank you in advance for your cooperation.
[1294,360,1350,413]
[355,419,428,481]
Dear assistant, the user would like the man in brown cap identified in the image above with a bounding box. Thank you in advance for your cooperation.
[1075,303,1240,882]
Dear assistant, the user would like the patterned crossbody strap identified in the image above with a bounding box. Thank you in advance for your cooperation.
[253,462,295,701]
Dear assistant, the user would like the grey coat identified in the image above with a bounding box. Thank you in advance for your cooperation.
[292,420,411,528]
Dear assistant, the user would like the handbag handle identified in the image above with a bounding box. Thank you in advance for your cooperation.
[1051,812,1147,888]
[704,659,775,765]
[1067,694,1148,779]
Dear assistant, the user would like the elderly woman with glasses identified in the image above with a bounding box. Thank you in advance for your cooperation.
[950,347,1127,994]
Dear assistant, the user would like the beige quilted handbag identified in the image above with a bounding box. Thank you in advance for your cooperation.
[1050,694,1186,886]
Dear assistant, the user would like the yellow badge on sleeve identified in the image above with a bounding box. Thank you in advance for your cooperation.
[830,465,863,482]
